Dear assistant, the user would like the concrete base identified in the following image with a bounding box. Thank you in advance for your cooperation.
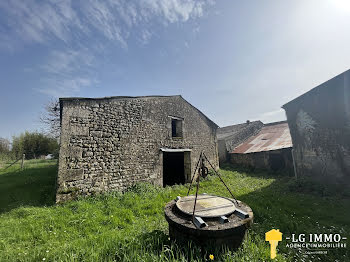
[164,199,253,249]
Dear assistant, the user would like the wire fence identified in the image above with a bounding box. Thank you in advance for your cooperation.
[0,154,25,172]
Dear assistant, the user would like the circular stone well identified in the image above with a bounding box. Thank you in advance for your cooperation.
[164,194,253,249]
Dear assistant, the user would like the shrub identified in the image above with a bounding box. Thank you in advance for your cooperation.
[11,131,59,159]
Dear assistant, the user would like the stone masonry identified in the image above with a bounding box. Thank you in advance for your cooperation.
[57,95,219,202]
[283,70,350,185]
[217,121,263,164]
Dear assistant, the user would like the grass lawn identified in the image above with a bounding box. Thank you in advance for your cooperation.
[0,160,349,261]
[0,159,57,213]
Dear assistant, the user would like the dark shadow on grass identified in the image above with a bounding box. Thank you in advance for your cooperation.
[0,164,57,214]
[232,171,350,262]
[220,163,294,178]
[221,163,350,198]
[186,164,350,261]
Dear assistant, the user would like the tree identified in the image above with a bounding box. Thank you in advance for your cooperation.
[11,135,23,159]
[40,99,61,139]
[11,132,59,159]
[0,138,10,153]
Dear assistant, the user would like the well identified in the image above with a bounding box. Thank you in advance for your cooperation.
[164,152,254,249]
[164,194,253,249]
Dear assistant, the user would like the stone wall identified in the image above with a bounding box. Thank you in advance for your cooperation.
[283,70,350,185]
[57,96,218,202]
[229,148,293,173]
[218,140,228,164]
[217,121,263,165]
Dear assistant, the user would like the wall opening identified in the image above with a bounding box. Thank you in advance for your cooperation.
[163,152,185,186]
[171,118,183,137]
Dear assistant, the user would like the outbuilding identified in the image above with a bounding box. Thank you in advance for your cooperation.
[229,121,294,172]
[282,70,350,184]
[217,121,263,165]
[57,95,219,202]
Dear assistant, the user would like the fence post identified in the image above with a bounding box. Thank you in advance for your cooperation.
[21,153,25,170]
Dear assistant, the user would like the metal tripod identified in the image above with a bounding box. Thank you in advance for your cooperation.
[186,152,240,224]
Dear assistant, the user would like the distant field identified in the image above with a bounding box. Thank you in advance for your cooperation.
[0,160,349,261]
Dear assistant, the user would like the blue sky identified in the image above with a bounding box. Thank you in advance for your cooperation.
[1,0,350,140]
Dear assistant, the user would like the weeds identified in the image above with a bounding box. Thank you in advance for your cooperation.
[0,160,349,261]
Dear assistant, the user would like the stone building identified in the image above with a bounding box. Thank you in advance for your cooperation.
[217,120,263,164]
[57,95,219,202]
[282,70,350,184]
[229,121,293,172]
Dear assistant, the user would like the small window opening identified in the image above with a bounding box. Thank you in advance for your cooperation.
[171,118,183,138]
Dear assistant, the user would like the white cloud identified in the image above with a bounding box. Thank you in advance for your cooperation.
[0,0,81,44]
[42,49,93,75]
[141,0,204,23]
[255,109,286,124]
[0,0,215,97]
[37,48,96,97]
[0,0,213,48]
[37,77,93,98]
[0,0,214,97]
[140,29,152,44]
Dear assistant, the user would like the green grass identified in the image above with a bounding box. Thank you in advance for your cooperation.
[0,159,57,213]
[0,160,349,261]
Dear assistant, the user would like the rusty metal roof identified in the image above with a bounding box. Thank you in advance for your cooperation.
[217,121,263,140]
[231,121,292,154]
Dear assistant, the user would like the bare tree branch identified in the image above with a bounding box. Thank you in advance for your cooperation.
[40,99,61,139]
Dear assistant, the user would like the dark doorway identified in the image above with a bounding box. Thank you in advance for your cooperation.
[163,152,185,186]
